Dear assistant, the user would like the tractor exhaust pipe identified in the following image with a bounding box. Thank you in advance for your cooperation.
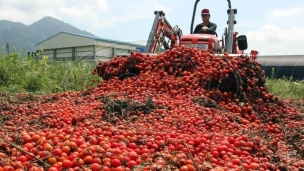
[227,0,231,9]
[226,0,235,54]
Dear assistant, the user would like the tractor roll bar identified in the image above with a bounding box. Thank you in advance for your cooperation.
[190,0,200,34]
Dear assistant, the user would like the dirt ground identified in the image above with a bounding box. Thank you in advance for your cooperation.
[282,98,304,113]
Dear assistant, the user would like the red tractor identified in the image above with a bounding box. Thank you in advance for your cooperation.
[95,0,249,81]
[144,0,248,55]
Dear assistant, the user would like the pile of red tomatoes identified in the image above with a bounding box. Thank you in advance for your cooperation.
[0,46,303,171]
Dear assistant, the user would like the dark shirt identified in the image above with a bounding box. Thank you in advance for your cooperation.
[193,22,217,35]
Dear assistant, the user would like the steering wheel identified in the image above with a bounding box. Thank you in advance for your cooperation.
[198,29,218,37]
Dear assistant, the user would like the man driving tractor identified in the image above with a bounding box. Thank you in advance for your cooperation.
[193,9,217,35]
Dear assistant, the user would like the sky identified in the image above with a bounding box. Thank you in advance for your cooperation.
[0,0,304,55]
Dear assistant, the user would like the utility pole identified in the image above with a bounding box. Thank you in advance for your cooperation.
[6,43,9,54]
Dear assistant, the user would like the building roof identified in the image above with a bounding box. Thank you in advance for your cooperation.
[35,31,146,48]
[257,55,304,66]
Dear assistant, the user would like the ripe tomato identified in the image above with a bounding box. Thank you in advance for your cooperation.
[211,151,219,158]
[114,166,125,171]
[187,164,195,171]
[231,158,241,166]
[249,163,259,170]
[62,159,73,168]
[52,148,62,156]
[17,155,27,163]
[22,134,32,143]
[15,169,25,171]
[180,166,189,171]
[32,135,41,142]
[67,142,77,150]
[24,143,34,150]
[128,143,137,149]
[61,146,71,154]
[68,154,78,161]
[83,155,93,164]
[91,163,101,171]
[155,159,166,166]
[101,166,110,171]
[168,145,175,152]
[47,157,57,165]
[246,141,255,148]
[111,158,121,167]
[44,143,53,151]
[47,167,58,171]
[2,166,15,171]
[127,160,137,169]
[92,157,102,164]
[73,158,84,167]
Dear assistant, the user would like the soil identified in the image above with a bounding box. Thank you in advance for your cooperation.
[100,95,155,123]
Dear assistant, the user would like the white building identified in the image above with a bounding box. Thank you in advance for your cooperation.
[35,32,145,62]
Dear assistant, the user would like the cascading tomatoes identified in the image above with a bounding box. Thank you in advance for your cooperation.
[0,46,303,170]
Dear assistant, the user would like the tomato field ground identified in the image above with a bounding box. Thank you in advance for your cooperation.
[0,47,303,171]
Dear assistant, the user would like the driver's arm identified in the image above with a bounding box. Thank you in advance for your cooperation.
[208,23,217,32]
[193,24,202,34]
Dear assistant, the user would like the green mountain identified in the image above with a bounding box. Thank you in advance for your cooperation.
[0,16,99,53]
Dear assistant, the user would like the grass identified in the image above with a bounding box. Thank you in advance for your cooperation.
[0,50,98,95]
[0,51,303,99]
[266,77,304,99]
[264,67,304,99]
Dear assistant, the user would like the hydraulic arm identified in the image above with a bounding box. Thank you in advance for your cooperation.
[144,11,183,53]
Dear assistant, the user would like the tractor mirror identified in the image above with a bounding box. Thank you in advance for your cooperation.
[237,35,248,50]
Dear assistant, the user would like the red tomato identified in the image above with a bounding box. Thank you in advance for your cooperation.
[17,155,27,163]
[22,135,32,143]
[249,163,259,170]
[92,157,102,164]
[128,143,137,149]
[47,157,57,165]
[127,160,137,169]
[231,158,241,166]
[3,166,14,171]
[83,155,93,164]
[47,167,58,171]
[73,158,84,167]
[180,166,189,171]
[111,158,121,167]
[62,146,70,154]
[62,159,73,168]
[91,163,101,171]
[52,148,62,156]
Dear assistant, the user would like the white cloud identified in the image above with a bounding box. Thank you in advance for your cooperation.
[0,0,109,27]
[59,0,108,30]
[87,0,171,31]
[125,39,147,46]
[270,7,303,18]
[60,0,108,19]
[0,0,169,32]
[246,24,304,55]
[0,0,68,24]
[0,0,170,40]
